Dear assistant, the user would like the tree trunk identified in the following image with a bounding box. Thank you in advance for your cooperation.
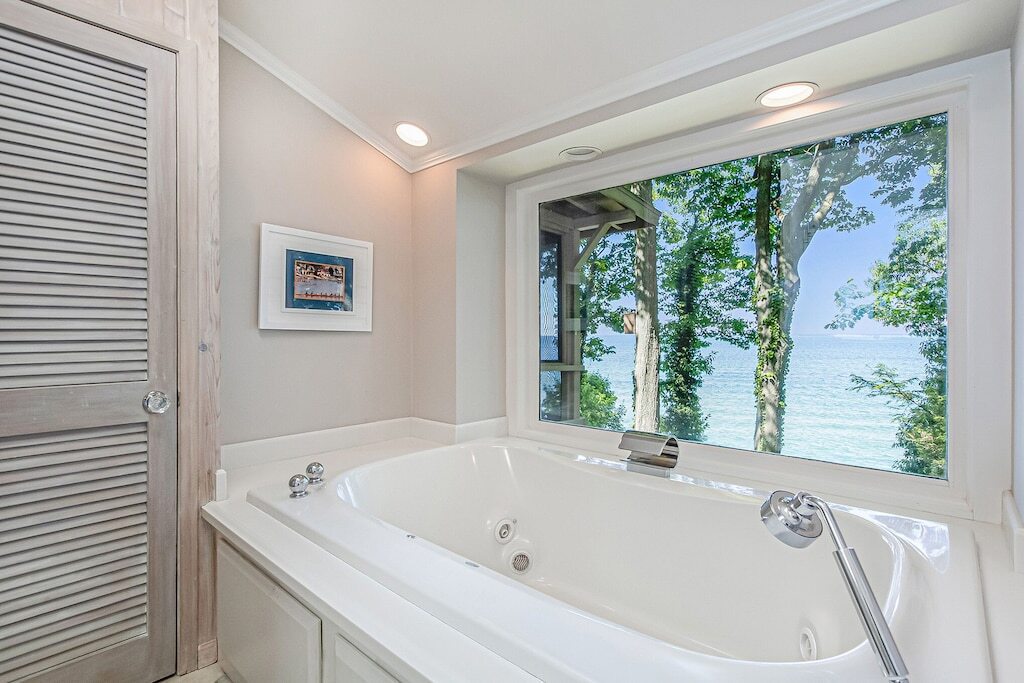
[664,223,704,440]
[752,154,785,452]
[633,221,660,432]
[752,140,854,452]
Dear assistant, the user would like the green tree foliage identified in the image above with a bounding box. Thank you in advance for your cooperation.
[654,162,755,440]
[552,114,948,470]
[575,232,634,429]
[830,218,947,476]
[750,113,947,453]
[580,371,625,430]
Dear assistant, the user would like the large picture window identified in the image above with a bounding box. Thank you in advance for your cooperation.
[538,113,948,478]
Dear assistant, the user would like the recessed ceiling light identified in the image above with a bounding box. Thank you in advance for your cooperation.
[757,82,818,108]
[559,146,602,162]
[395,122,429,147]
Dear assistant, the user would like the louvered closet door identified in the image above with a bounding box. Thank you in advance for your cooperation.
[0,1,177,681]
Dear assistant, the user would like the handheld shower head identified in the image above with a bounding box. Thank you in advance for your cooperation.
[760,490,823,548]
[758,490,910,682]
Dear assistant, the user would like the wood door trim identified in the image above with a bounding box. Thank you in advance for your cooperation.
[20,0,222,675]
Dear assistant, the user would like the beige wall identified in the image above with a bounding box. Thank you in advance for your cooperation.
[455,171,506,423]
[410,165,458,423]
[409,163,507,425]
[219,43,413,444]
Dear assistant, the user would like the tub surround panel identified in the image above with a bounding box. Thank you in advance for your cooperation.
[219,42,413,445]
[219,416,507,471]
[244,439,992,681]
[206,433,1024,680]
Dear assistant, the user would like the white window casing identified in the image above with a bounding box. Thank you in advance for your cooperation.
[505,51,1012,523]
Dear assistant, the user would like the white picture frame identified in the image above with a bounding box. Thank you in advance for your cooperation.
[259,223,373,331]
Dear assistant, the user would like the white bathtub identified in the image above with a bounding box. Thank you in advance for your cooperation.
[247,439,992,681]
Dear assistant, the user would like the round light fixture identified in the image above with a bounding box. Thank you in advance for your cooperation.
[757,82,818,108]
[395,122,429,147]
[558,146,602,162]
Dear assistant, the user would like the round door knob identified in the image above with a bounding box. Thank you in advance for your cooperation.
[143,390,171,415]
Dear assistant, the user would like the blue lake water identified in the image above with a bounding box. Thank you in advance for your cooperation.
[578,333,930,472]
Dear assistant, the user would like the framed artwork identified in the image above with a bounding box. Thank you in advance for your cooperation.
[259,223,373,331]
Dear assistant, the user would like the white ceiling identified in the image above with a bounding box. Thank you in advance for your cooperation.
[220,0,1017,173]
[472,0,1018,181]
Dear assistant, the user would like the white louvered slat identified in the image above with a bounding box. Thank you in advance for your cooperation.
[0,539,146,595]
[0,126,148,169]
[0,173,148,208]
[0,233,148,259]
[0,349,147,364]
[0,140,146,179]
[0,554,146,604]
[0,579,147,637]
[0,422,149,679]
[0,602,146,655]
[0,142,147,188]
[0,511,146,557]
[0,54,146,109]
[0,525,147,575]
[0,292,147,308]
[0,71,145,125]
[0,36,146,98]
[0,116,147,161]
[0,105,147,150]
[2,617,148,681]
[0,280,148,299]
[0,93,146,144]
[0,25,145,81]
[0,540,145,593]
[0,73,149,389]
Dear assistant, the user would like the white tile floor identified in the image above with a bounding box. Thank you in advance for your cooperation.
[159,664,229,683]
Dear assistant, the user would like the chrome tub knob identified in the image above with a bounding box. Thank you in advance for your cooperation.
[288,474,310,498]
[305,462,325,485]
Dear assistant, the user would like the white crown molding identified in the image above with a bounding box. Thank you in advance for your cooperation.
[222,0,912,174]
[219,19,418,173]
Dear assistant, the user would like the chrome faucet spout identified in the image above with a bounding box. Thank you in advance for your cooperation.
[761,490,909,683]
[617,430,679,477]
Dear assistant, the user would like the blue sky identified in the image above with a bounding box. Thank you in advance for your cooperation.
[584,168,940,338]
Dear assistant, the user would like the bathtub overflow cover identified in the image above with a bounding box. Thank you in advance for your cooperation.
[494,518,517,545]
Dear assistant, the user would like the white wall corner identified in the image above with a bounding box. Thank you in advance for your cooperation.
[1003,491,1024,573]
[410,416,508,445]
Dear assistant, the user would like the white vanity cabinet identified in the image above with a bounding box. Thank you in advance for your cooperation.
[217,541,397,682]
[324,630,399,683]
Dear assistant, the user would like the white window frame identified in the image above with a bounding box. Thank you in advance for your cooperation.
[505,52,1012,522]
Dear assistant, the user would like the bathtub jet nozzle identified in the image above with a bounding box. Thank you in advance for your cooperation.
[760,490,910,683]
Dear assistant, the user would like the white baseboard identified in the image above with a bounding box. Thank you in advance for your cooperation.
[220,416,508,471]
[1003,491,1024,573]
